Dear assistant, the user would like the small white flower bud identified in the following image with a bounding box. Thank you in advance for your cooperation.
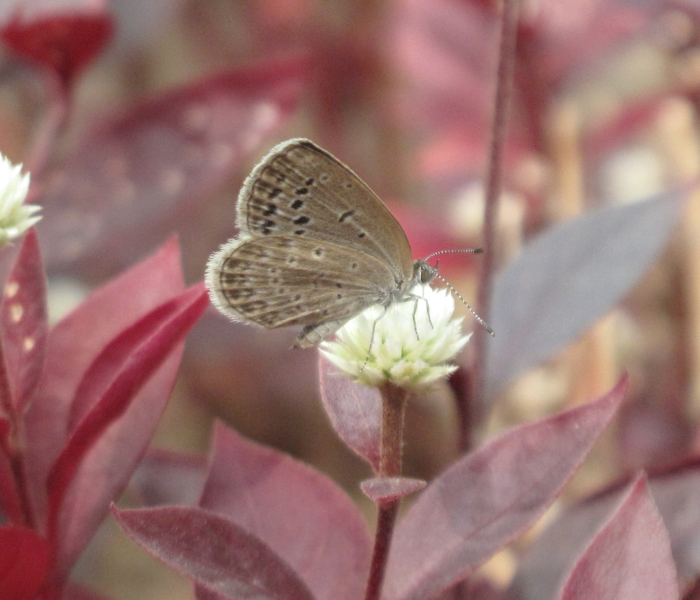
[0,155,40,246]
[320,285,471,389]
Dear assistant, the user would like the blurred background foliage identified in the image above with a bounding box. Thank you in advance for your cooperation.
[1,0,700,597]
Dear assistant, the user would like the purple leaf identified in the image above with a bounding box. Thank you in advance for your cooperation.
[360,477,426,503]
[382,376,627,600]
[37,59,305,276]
[556,476,677,600]
[199,423,372,600]
[0,229,47,412]
[114,505,316,600]
[506,459,700,600]
[318,355,381,471]
[486,191,685,399]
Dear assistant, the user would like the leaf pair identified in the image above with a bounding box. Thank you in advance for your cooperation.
[116,377,626,600]
[0,234,208,599]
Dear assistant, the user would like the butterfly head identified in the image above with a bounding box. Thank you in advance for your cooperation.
[413,259,438,285]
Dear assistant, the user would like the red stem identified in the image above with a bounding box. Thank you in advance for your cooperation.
[364,383,408,600]
[469,0,521,440]
[24,74,70,177]
[0,334,35,527]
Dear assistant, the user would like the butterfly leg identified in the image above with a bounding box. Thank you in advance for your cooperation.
[404,293,433,340]
[361,305,391,372]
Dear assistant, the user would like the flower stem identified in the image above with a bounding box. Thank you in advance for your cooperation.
[470,0,521,436]
[364,383,408,600]
[378,383,407,477]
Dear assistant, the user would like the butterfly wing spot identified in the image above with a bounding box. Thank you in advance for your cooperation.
[293,216,310,225]
[319,173,331,183]
[251,216,275,234]
[291,199,304,209]
[262,203,277,216]
[252,179,284,201]
[305,178,315,185]
[285,255,299,265]
[295,187,309,195]
[313,248,325,259]
[338,210,355,222]
[358,232,366,238]
[294,229,305,235]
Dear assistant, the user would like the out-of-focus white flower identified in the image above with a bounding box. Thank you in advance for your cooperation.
[320,285,471,389]
[0,155,39,246]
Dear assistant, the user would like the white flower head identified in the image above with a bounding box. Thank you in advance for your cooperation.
[0,155,39,246]
[320,285,471,389]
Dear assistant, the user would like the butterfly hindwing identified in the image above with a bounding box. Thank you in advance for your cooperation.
[206,234,400,329]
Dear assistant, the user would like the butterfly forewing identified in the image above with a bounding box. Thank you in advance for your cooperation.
[236,139,415,281]
[208,234,398,330]
[206,138,427,346]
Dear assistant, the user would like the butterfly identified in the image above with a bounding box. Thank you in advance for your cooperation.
[205,138,491,347]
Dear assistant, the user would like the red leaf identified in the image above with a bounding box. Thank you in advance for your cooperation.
[23,238,184,530]
[557,477,678,600]
[1,8,114,88]
[37,59,306,276]
[361,477,426,503]
[0,440,22,523]
[46,284,208,560]
[199,423,372,600]
[0,526,51,600]
[0,229,47,412]
[113,505,316,600]
[382,376,627,600]
[318,355,381,471]
[67,291,194,428]
[486,191,685,399]
[53,346,186,579]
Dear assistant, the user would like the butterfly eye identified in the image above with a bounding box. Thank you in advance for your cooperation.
[419,263,436,284]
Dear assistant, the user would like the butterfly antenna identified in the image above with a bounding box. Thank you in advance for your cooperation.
[424,248,484,260]
[435,273,495,336]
